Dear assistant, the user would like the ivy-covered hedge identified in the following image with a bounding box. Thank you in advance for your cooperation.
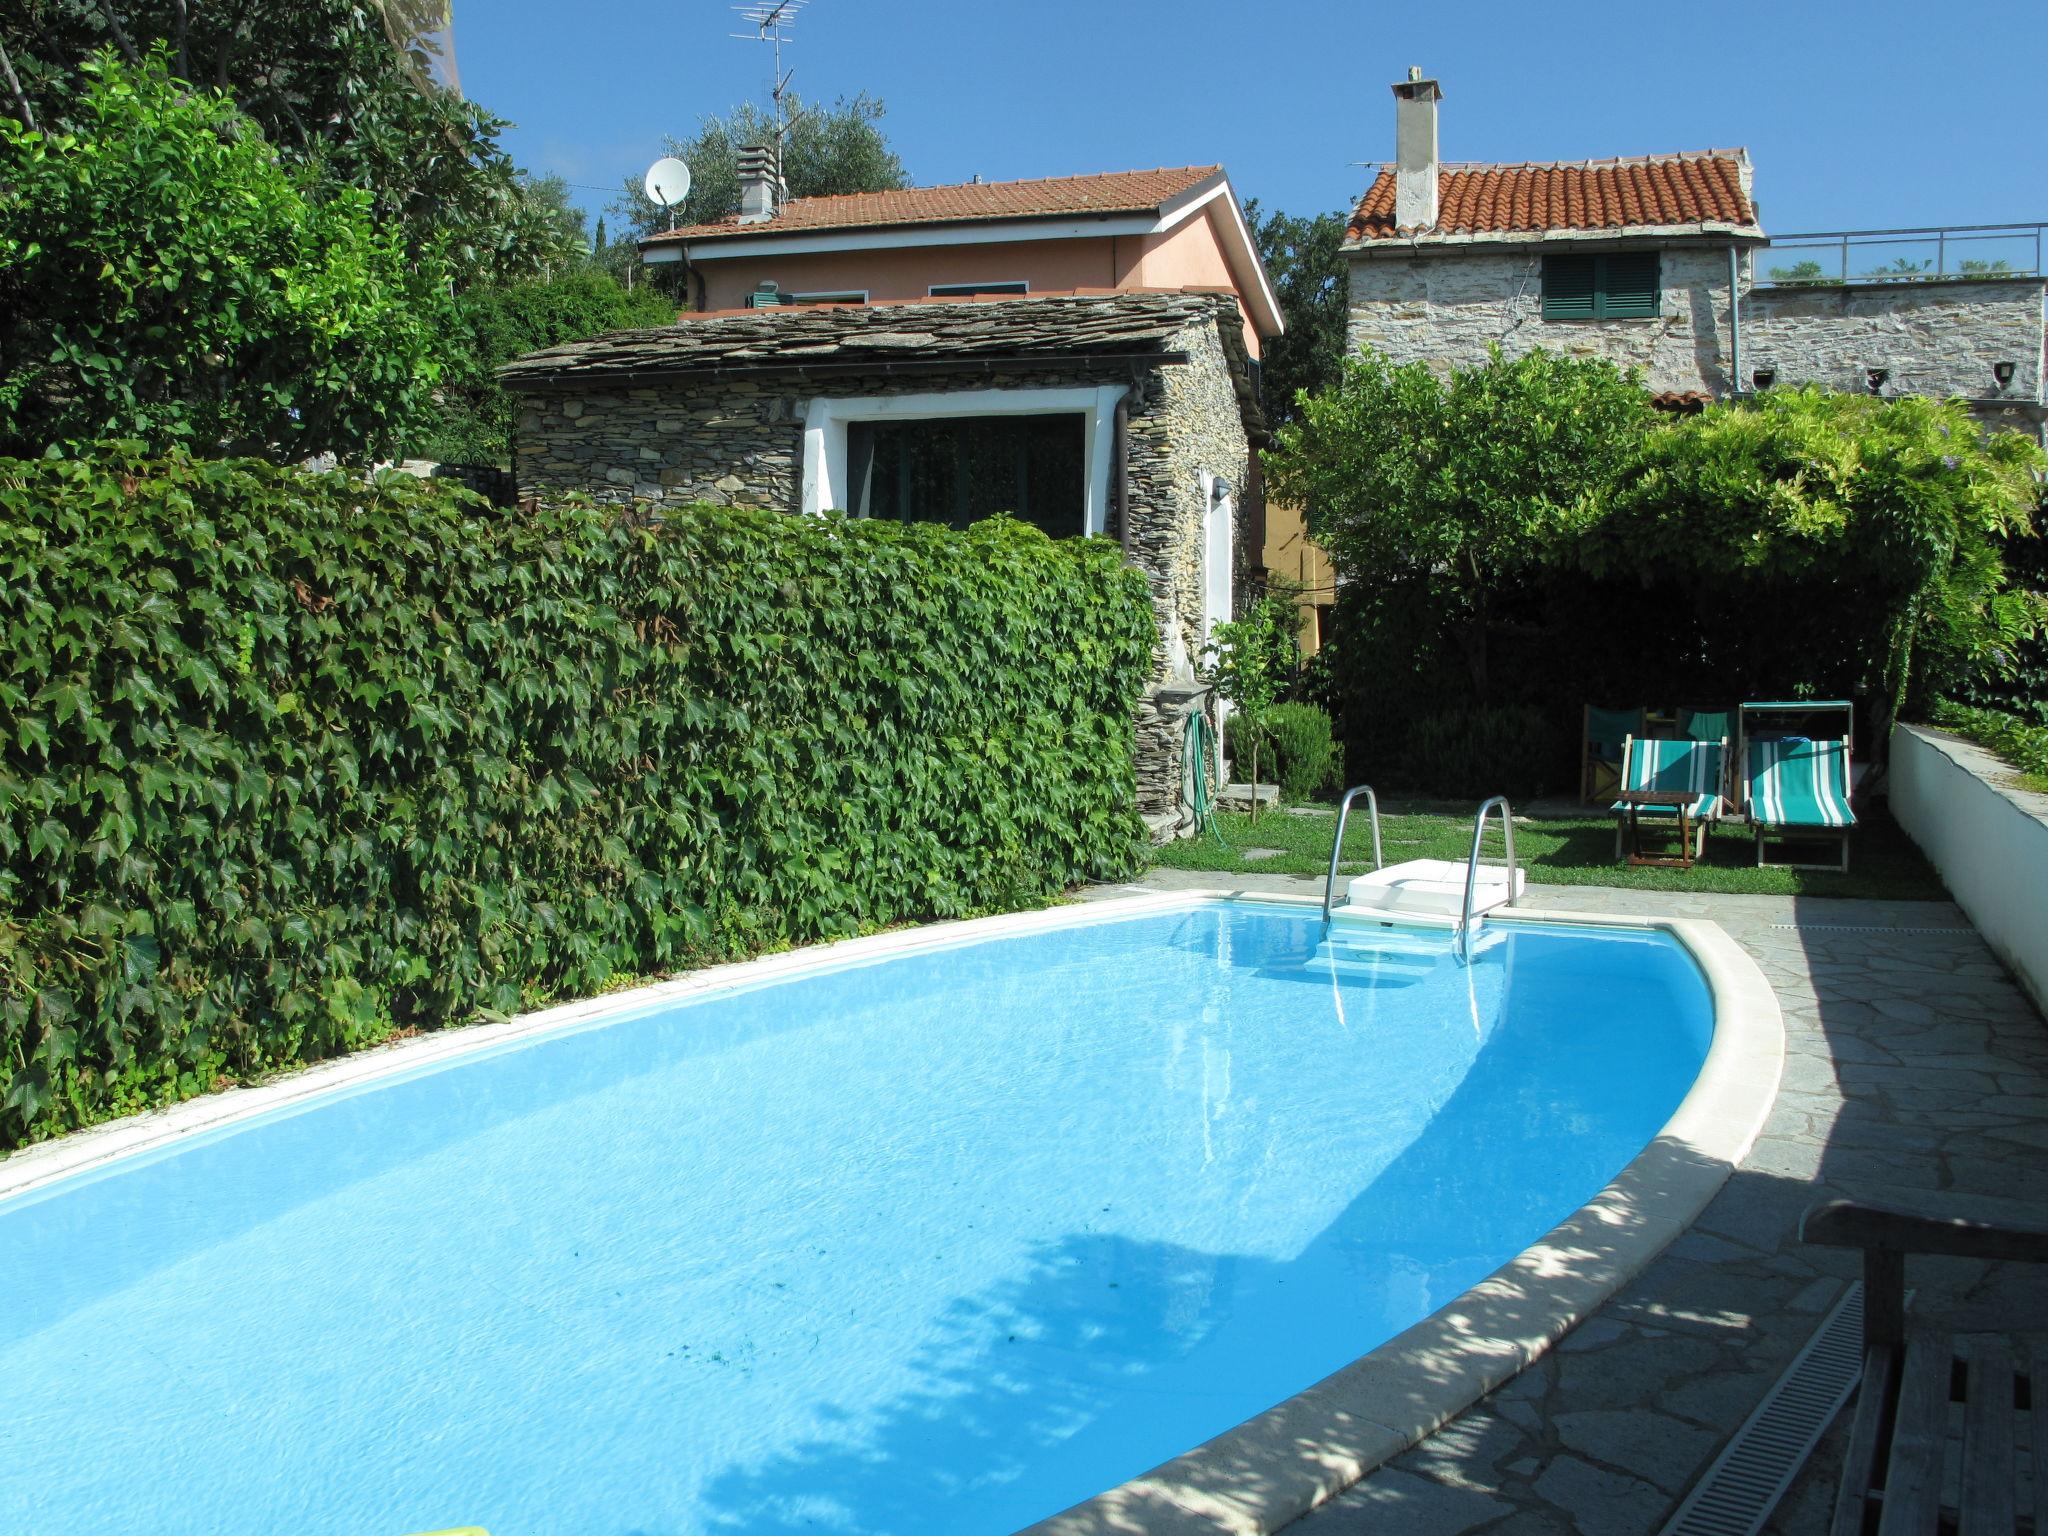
[0,450,1154,1148]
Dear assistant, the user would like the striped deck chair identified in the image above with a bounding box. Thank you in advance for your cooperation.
[1677,707,1736,806]
[1745,735,1856,870]
[1611,736,1728,861]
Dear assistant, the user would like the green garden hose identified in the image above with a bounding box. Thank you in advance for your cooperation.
[1182,704,1226,844]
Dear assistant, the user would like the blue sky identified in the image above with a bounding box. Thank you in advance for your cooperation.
[461,0,2045,238]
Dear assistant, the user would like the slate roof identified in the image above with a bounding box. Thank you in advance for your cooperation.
[1345,151,1759,243]
[499,290,1242,390]
[642,166,1222,246]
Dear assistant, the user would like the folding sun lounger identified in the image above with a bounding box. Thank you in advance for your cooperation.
[1611,735,1727,866]
[1745,735,1856,871]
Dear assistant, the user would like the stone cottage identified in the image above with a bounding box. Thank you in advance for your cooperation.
[1344,71,2047,441]
[500,290,1263,832]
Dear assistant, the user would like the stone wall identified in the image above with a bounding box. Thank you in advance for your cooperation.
[1345,247,2048,435]
[515,382,804,510]
[1120,314,1252,825]
[1345,243,1743,394]
[1121,314,1251,682]
[1745,276,2045,407]
[510,308,1253,830]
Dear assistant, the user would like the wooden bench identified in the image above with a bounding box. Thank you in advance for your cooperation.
[1801,1195,2048,1536]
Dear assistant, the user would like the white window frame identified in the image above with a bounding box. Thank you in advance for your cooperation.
[927,280,1030,297]
[788,289,869,305]
[801,385,1128,535]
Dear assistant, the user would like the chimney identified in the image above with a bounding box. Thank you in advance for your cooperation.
[1391,67,1441,231]
[737,142,781,224]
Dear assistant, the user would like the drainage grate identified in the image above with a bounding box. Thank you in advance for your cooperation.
[1655,1282,1865,1536]
[1768,923,1973,936]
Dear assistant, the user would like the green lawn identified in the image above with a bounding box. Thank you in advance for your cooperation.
[1152,796,1947,901]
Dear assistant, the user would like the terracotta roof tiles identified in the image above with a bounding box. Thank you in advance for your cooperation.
[646,165,1223,245]
[1346,152,1758,243]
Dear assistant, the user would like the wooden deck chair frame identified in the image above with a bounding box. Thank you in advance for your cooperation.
[1746,733,1854,872]
[1610,734,1726,862]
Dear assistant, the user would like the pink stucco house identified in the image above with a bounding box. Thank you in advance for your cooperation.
[637,163,1283,360]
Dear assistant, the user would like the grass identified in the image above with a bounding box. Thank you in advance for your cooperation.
[1152,795,1947,901]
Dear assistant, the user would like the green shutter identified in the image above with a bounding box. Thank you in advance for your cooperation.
[1597,251,1661,317]
[1542,255,1597,319]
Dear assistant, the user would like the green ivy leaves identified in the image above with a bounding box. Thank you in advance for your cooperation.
[0,447,1154,1148]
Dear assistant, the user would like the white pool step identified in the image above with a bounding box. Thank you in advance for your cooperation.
[1337,857,1526,922]
[1308,923,1505,980]
[1308,932,1441,981]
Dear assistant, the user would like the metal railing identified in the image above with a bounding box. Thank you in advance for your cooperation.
[1756,222,2046,288]
[1321,785,1383,932]
[1457,797,1518,963]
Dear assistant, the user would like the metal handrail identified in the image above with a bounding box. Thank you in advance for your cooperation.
[1321,785,1383,931]
[1757,221,2046,287]
[1456,796,1517,962]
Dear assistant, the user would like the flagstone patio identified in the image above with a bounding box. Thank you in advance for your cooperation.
[1082,872,2048,1534]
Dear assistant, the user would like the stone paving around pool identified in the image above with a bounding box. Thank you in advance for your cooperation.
[1080,872,2048,1535]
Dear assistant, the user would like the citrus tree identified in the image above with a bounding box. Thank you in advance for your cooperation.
[1266,346,1655,701]
[1204,592,1301,821]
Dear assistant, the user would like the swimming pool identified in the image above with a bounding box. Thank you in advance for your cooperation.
[0,897,1744,1535]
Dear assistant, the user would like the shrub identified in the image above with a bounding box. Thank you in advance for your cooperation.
[0,448,1154,1148]
[1263,702,1342,798]
[1930,701,2048,791]
[1395,706,1563,801]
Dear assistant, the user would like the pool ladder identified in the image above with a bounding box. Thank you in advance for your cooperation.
[1321,789,1518,962]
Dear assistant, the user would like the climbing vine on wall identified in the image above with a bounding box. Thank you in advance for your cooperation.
[0,448,1154,1147]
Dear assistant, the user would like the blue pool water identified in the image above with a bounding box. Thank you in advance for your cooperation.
[0,901,1712,1536]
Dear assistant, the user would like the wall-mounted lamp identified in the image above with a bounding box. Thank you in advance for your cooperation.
[1992,360,2017,392]
[1751,367,1777,391]
[1210,477,1232,504]
[1865,367,1889,395]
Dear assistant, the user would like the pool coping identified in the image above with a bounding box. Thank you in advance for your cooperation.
[0,890,1784,1536]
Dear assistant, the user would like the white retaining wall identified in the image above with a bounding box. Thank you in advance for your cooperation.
[1890,722,2048,1016]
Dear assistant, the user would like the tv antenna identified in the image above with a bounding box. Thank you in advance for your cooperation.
[731,0,807,132]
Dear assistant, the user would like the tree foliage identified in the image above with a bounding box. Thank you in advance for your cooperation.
[0,0,575,285]
[1588,386,2046,735]
[1270,348,2044,787]
[0,448,1154,1148]
[1267,346,1656,697]
[0,51,446,461]
[610,92,908,240]
[1243,201,1351,427]
[412,270,676,466]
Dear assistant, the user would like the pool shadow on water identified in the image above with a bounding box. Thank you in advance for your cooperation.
[689,979,1676,1536]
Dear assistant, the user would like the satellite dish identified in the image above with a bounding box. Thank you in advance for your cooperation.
[644,157,693,209]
